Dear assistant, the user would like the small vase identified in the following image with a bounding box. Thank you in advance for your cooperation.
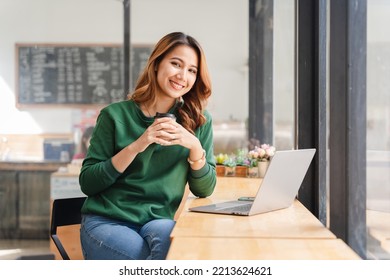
[216,165,225,176]
[258,161,270,178]
[247,166,259,178]
[224,166,236,177]
[235,166,248,177]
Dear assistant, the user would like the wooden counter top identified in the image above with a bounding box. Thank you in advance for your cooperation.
[168,176,361,260]
[167,237,361,260]
[171,177,336,239]
[0,160,66,171]
[51,171,80,177]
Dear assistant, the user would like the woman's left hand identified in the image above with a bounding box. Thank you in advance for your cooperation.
[154,117,205,170]
[154,117,199,150]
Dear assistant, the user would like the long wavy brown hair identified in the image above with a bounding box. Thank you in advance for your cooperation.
[129,32,212,134]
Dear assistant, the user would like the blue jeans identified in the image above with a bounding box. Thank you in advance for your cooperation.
[80,214,175,260]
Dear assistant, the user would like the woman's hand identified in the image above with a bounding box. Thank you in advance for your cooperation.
[111,117,177,172]
[112,117,204,173]
[152,117,199,150]
[151,117,205,170]
[131,117,181,151]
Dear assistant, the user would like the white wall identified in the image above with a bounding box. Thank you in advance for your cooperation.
[0,0,248,134]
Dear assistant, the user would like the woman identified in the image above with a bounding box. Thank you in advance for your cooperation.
[79,32,217,260]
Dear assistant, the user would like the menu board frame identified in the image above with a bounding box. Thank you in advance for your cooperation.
[15,43,153,108]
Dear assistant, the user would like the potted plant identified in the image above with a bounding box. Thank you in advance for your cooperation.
[223,155,237,176]
[234,149,250,177]
[248,144,276,177]
[214,153,228,176]
[247,152,260,178]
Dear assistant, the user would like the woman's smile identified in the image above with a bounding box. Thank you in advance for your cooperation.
[169,79,185,90]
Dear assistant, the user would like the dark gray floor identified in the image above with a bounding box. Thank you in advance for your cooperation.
[0,239,53,260]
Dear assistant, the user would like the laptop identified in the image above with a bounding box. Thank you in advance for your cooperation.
[189,149,316,216]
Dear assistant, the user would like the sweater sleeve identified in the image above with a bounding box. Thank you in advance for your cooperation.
[187,111,217,198]
[79,109,122,196]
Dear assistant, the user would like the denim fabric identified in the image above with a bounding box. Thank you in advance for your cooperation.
[80,214,175,260]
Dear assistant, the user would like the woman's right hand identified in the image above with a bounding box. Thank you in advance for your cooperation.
[132,117,178,152]
[111,117,177,173]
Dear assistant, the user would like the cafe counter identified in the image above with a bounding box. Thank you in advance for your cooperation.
[0,160,67,239]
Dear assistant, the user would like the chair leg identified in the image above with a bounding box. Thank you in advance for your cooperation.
[51,234,70,260]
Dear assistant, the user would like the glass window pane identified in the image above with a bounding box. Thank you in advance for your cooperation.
[274,0,295,150]
[367,0,390,260]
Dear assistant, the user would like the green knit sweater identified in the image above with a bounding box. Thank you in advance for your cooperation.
[79,100,217,226]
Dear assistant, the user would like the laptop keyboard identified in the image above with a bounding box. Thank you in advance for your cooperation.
[219,203,252,213]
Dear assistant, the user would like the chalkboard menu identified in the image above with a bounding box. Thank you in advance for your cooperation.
[16,44,152,106]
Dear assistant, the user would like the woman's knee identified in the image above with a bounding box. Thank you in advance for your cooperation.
[139,219,175,260]
[141,219,176,238]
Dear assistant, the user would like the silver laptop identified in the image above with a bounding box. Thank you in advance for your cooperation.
[189,149,316,216]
